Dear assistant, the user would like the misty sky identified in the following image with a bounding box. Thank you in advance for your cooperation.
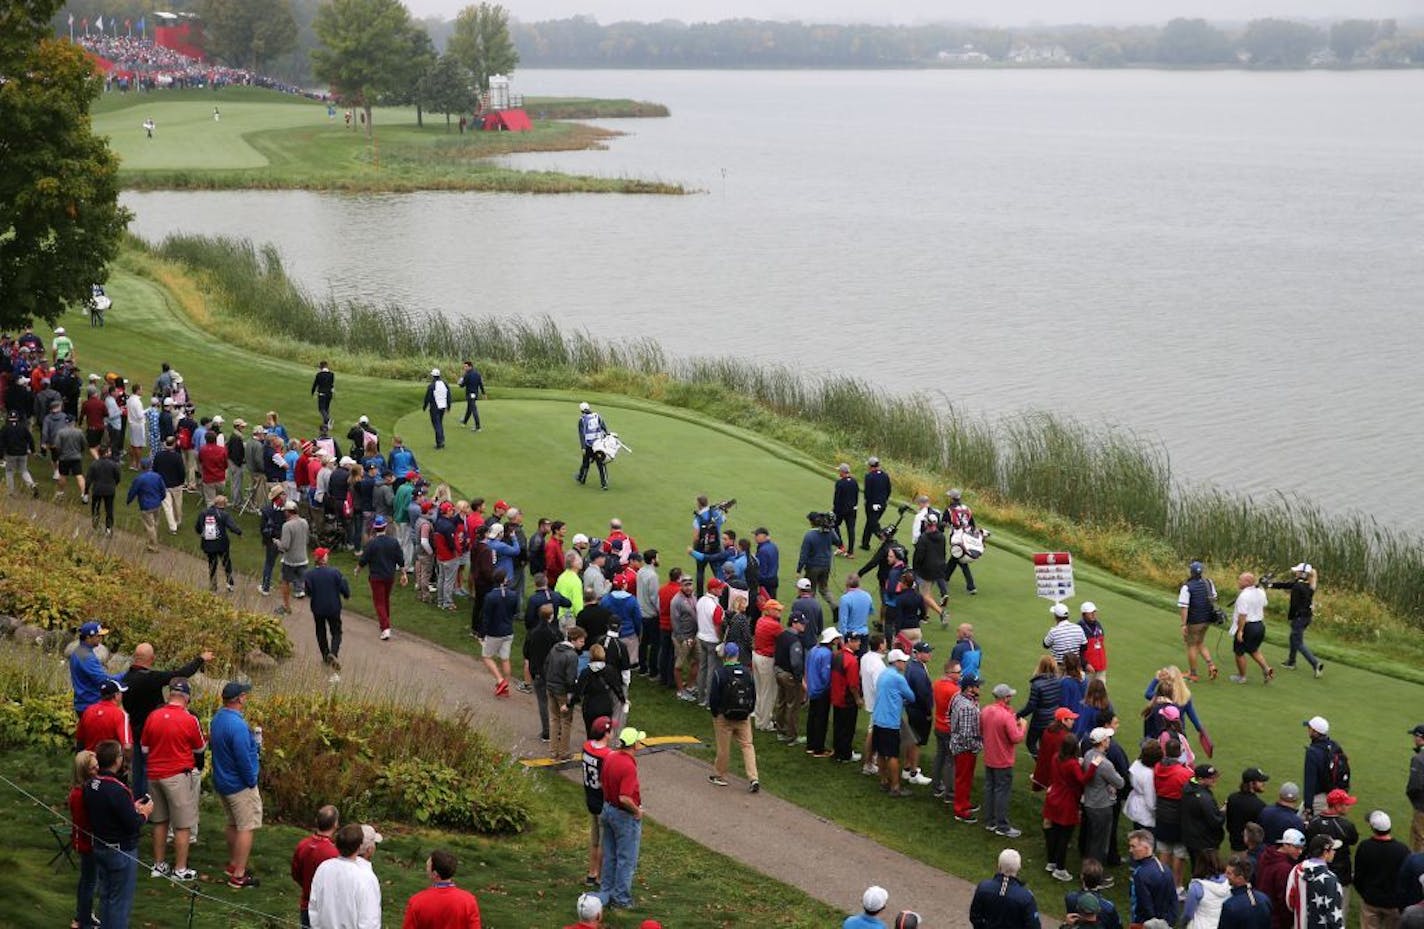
[405,0,1424,25]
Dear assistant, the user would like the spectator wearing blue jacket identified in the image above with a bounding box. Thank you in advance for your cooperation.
[386,438,417,476]
[804,628,839,756]
[485,523,522,585]
[125,457,166,551]
[838,574,873,639]
[481,570,522,695]
[903,642,935,784]
[1217,855,1272,929]
[1128,829,1179,925]
[210,681,261,889]
[797,515,841,613]
[754,528,780,600]
[303,548,351,664]
[969,849,1040,929]
[69,621,113,716]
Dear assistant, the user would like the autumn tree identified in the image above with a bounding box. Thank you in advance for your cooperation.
[200,0,299,71]
[311,0,424,135]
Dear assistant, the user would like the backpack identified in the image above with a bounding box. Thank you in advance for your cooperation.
[721,665,755,720]
[695,512,720,555]
[177,426,193,450]
[1325,739,1351,790]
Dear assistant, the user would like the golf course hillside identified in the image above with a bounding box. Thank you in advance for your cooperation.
[92,87,685,193]
[17,239,1422,915]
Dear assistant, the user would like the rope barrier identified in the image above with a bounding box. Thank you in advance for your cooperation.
[0,769,302,928]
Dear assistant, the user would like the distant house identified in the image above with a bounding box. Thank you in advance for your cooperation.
[1308,48,1338,67]
[1006,44,1073,64]
[937,44,992,64]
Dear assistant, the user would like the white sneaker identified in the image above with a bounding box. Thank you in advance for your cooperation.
[380,629,392,640]
[150,861,171,878]
[172,867,197,882]
[861,763,879,776]
[908,771,932,786]
[849,751,863,762]
[1052,868,1074,882]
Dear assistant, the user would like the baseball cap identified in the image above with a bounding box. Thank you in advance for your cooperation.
[78,621,109,637]
[1279,828,1306,847]
[405,470,418,481]
[576,893,602,921]
[210,415,223,424]
[283,500,298,511]
[1051,602,1069,618]
[796,577,812,590]
[707,577,726,592]
[912,641,934,653]
[579,402,591,412]
[992,683,1016,698]
[221,681,253,701]
[1194,763,1219,779]
[820,627,842,644]
[886,649,909,664]
[761,599,784,613]
[1080,601,1097,614]
[1369,810,1392,832]
[371,515,388,529]
[98,680,128,696]
[572,533,589,546]
[1241,766,1269,783]
[1292,562,1313,574]
[722,642,741,659]
[169,678,192,696]
[590,716,612,737]
[862,886,889,914]
[1091,727,1117,745]
[618,726,647,747]
[1279,782,1301,800]
[960,673,982,688]
[1189,560,1204,575]
[358,415,369,424]
[1326,788,1357,807]
[1054,706,1079,723]
[314,547,331,562]
[1305,716,1330,735]
[430,368,440,377]
[361,823,384,846]
[1160,704,1181,722]
[1076,893,1102,916]
[1410,724,1424,738]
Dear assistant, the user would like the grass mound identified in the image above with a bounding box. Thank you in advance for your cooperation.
[0,509,291,667]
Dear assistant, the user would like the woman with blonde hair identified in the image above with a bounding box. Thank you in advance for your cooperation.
[68,750,100,929]
[1144,665,1213,755]
[1017,654,1062,757]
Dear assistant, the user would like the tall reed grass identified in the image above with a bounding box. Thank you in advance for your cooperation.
[150,234,1424,626]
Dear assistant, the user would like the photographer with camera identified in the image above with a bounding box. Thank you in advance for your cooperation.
[1266,563,1322,678]
[690,495,735,595]
[797,511,842,614]
[1177,561,1223,683]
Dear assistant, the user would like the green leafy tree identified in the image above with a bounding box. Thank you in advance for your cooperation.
[0,0,129,329]
[447,3,519,94]
[311,0,422,135]
[1329,20,1378,63]
[419,54,480,130]
[1155,18,1234,65]
[199,0,299,70]
[1243,18,1321,67]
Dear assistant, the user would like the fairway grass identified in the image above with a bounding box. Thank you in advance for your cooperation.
[31,247,1424,918]
[91,87,686,193]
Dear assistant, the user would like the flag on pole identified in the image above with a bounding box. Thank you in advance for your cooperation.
[95,14,103,31]
[67,12,73,25]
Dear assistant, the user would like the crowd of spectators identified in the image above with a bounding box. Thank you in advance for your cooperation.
[76,35,319,98]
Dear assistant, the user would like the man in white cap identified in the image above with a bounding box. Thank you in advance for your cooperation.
[1043,603,1086,663]
[1353,810,1410,928]
[52,326,75,363]
[569,892,604,928]
[845,885,890,928]
[872,649,916,797]
[575,401,609,491]
[421,369,450,450]
[1302,715,1345,817]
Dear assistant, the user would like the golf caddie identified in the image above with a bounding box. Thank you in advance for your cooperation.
[575,402,610,491]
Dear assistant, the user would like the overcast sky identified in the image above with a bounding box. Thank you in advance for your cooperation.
[406,0,1424,25]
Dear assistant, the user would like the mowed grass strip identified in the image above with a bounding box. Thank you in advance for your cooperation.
[50,253,1424,915]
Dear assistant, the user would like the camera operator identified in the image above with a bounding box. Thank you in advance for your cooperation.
[797,511,841,613]
[832,464,859,559]
[1266,563,1322,677]
[1177,561,1222,683]
[690,495,733,595]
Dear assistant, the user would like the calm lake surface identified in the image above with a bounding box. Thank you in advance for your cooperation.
[124,69,1424,532]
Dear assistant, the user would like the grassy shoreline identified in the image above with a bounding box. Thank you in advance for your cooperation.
[144,234,1424,656]
[524,96,671,118]
[93,87,687,194]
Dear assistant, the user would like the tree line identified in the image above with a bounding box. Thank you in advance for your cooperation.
[509,16,1424,69]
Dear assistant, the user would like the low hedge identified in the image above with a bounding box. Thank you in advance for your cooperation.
[0,511,290,667]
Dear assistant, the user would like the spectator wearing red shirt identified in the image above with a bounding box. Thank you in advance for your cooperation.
[655,568,683,688]
[198,432,229,505]
[981,682,1029,838]
[69,749,100,929]
[290,805,340,928]
[77,680,132,756]
[402,848,482,929]
[598,727,646,909]
[930,661,962,802]
[751,605,783,731]
[141,678,206,881]
[1043,737,1102,881]
[829,630,864,762]
[81,388,107,455]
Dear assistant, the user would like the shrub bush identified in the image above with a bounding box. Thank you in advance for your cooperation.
[0,512,291,667]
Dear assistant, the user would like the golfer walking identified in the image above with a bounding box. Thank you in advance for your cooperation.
[422,369,450,450]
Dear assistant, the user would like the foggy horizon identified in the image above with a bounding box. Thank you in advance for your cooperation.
[404,0,1424,26]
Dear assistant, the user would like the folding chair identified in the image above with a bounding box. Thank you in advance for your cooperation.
[48,823,76,869]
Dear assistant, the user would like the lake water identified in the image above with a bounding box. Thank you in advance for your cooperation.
[124,69,1424,532]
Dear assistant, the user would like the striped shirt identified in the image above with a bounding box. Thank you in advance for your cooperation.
[1043,621,1088,661]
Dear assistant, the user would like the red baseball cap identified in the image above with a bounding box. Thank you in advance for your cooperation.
[1054,707,1079,723]
[494,499,508,510]
[1326,788,1357,808]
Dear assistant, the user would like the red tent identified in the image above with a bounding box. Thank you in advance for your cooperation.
[481,108,532,132]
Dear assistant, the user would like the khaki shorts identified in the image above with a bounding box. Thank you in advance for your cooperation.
[149,770,199,829]
[219,787,263,831]
[674,636,696,666]
[482,635,513,660]
[1183,623,1208,646]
